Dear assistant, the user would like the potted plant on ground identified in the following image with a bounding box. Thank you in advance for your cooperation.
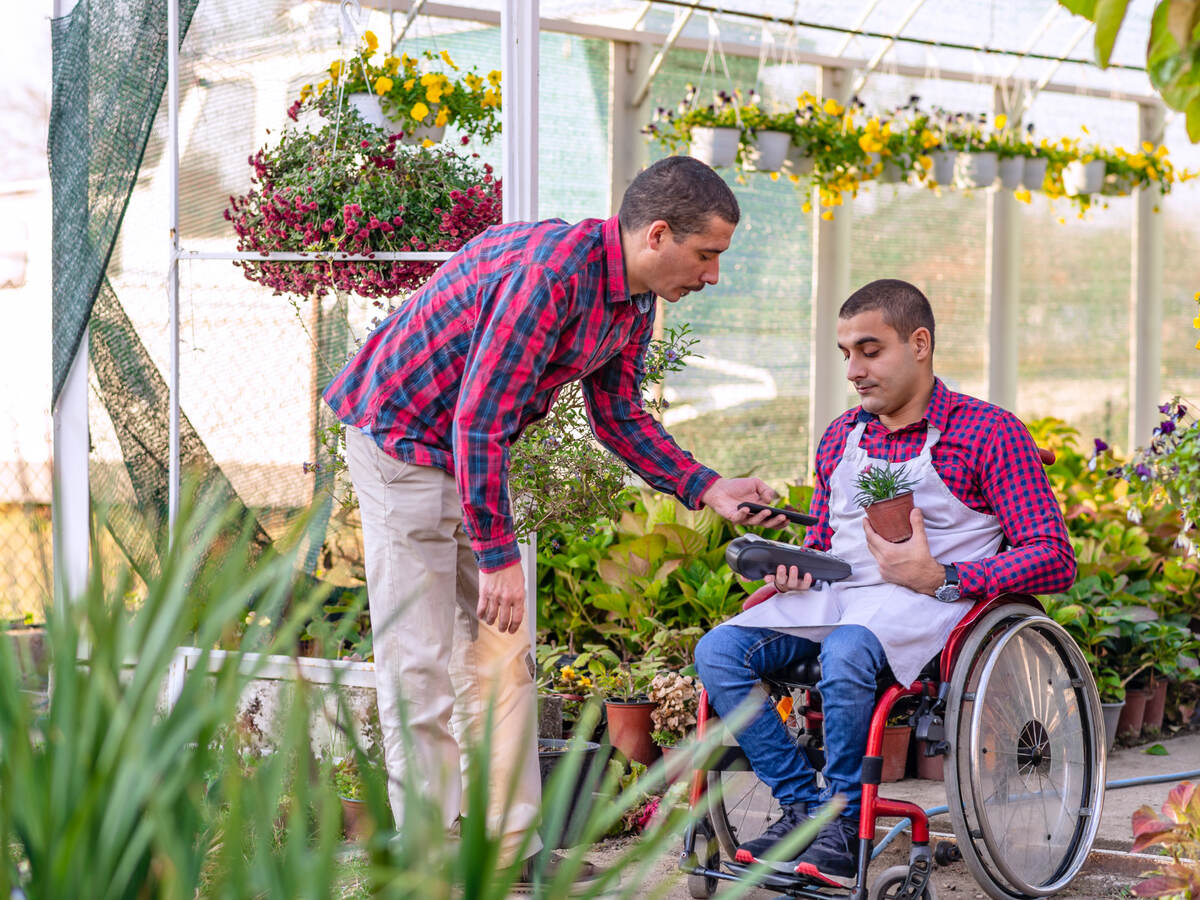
[648,671,699,782]
[331,754,371,841]
[882,707,913,783]
[596,657,663,767]
[853,461,919,542]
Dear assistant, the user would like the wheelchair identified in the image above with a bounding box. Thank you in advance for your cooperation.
[679,543,1107,899]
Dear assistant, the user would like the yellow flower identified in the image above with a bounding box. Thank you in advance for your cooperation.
[487,69,502,86]
[770,171,779,181]
[1080,124,1090,135]
[426,87,443,103]
[402,52,417,71]
[440,49,458,70]
[329,59,343,79]
[384,56,400,75]
[1014,188,1032,204]
[1057,217,1066,224]
[465,73,484,92]
[802,201,813,213]
[821,210,835,221]
[561,666,576,681]
[788,174,800,184]
[410,101,430,121]
[316,79,330,95]
[374,76,393,96]
[420,72,438,87]
[858,134,884,153]
[995,114,1007,130]
[299,83,313,102]
[1196,338,1200,349]
[823,98,843,116]
[1193,315,1200,328]
[363,30,378,52]
[435,107,449,127]
[920,129,940,149]
[1142,141,1155,153]
[404,78,415,90]
[422,138,435,148]
[917,155,932,171]
[1194,291,1200,301]
[481,89,500,108]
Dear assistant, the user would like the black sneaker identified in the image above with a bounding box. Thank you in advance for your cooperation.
[795,815,860,880]
[734,802,813,863]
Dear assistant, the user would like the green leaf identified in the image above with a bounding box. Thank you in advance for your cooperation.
[1060,0,1099,18]
[1167,0,1200,48]
[1094,0,1131,67]
[1188,95,1200,139]
[1145,743,1170,755]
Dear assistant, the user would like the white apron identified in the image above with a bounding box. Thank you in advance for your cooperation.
[725,419,1005,685]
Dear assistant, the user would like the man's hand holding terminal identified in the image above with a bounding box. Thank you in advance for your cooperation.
[478,562,526,634]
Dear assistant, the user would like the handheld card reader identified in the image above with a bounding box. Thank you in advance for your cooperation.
[724,534,852,584]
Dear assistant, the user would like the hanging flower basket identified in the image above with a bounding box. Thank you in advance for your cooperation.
[346,93,446,144]
[996,155,1024,190]
[744,129,791,172]
[868,153,908,184]
[225,103,502,300]
[689,126,741,167]
[954,150,998,189]
[930,150,956,186]
[1021,155,1048,191]
[781,142,815,177]
[1062,159,1105,196]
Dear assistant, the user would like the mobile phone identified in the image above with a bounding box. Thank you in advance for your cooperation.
[737,502,819,527]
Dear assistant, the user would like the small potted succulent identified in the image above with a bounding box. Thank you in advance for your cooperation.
[853,461,918,542]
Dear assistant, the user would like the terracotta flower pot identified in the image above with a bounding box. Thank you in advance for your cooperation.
[657,743,690,785]
[1116,687,1149,740]
[915,741,945,781]
[1101,700,1124,753]
[881,725,912,782]
[1143,679,1168,737]
[866,493,915,543]
[604,699,660,766]
[340,795,369,842]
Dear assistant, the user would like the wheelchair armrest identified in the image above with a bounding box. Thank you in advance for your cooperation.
[742,583,779,611]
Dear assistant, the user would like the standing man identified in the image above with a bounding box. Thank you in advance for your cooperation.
[696,278,1076,882]
[324,156,783,879]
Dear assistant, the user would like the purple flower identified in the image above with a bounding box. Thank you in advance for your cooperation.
[1159,402,1172,414]
[1093,438,1109,454]
[1159,420,1176,435]
[1135,463,1153,480]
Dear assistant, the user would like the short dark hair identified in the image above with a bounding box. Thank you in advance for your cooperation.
[618,155,740,240]
[839,279,936,350]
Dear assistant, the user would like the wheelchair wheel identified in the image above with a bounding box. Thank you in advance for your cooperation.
[707,683,810,860]
[944,604,1105,899]
[868,864,939,899]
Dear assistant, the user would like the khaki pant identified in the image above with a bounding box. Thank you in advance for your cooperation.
[345,427,542,863]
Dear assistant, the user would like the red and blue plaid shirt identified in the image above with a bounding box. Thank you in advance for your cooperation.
[803,378,1076,599]
[324,216,719,572]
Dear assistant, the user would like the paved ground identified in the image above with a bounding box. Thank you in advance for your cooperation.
[579,729,1200,899]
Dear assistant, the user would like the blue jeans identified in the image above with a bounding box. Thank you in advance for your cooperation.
[694,624,888,817]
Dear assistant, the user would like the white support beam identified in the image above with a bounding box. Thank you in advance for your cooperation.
[631,0,700,108]
[51,326,89,609]
[167,0,182,535]
[51,0,89,611]
[501,0,540,642]
[808,66,853,474]
[833,0,886,57]
[363,1,1155,104]
[850,0,929,95]
[609,39,652,215]
[985,86,1020,412]
[1129,102,1165,452]
[391,0,428,50]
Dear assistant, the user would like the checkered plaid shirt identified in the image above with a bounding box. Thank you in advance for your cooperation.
[323,216,718,572]
[803,377,1076,599]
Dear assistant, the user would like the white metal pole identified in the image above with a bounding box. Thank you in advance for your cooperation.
[51,0,89,610]
[808,66,853,475]
[985,86,1019,411]
[1129,102,1164,452]
[501,0,540,640]
[167,0,181,535]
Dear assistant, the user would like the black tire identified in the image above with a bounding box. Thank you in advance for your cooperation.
[687,872,718,899]
[868,864,939,899]
[944,605,1106,899]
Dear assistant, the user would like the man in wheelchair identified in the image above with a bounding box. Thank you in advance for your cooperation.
[694,278,1076,881]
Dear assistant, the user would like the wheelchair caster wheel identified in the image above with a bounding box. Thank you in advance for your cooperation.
[933,841,961,867]
[868,864,939,899]
[687,871,718,899]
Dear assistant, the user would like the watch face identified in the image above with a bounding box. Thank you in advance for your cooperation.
[936,583,961,603]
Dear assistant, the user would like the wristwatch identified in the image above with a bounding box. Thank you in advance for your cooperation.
[934,564,961,603]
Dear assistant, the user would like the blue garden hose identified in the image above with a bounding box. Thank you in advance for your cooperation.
[870,768,1200,859]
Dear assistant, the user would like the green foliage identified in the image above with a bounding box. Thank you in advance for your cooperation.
[536,484,815,662]
[1058,0,1200,140]
[1115,399,1200,555]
